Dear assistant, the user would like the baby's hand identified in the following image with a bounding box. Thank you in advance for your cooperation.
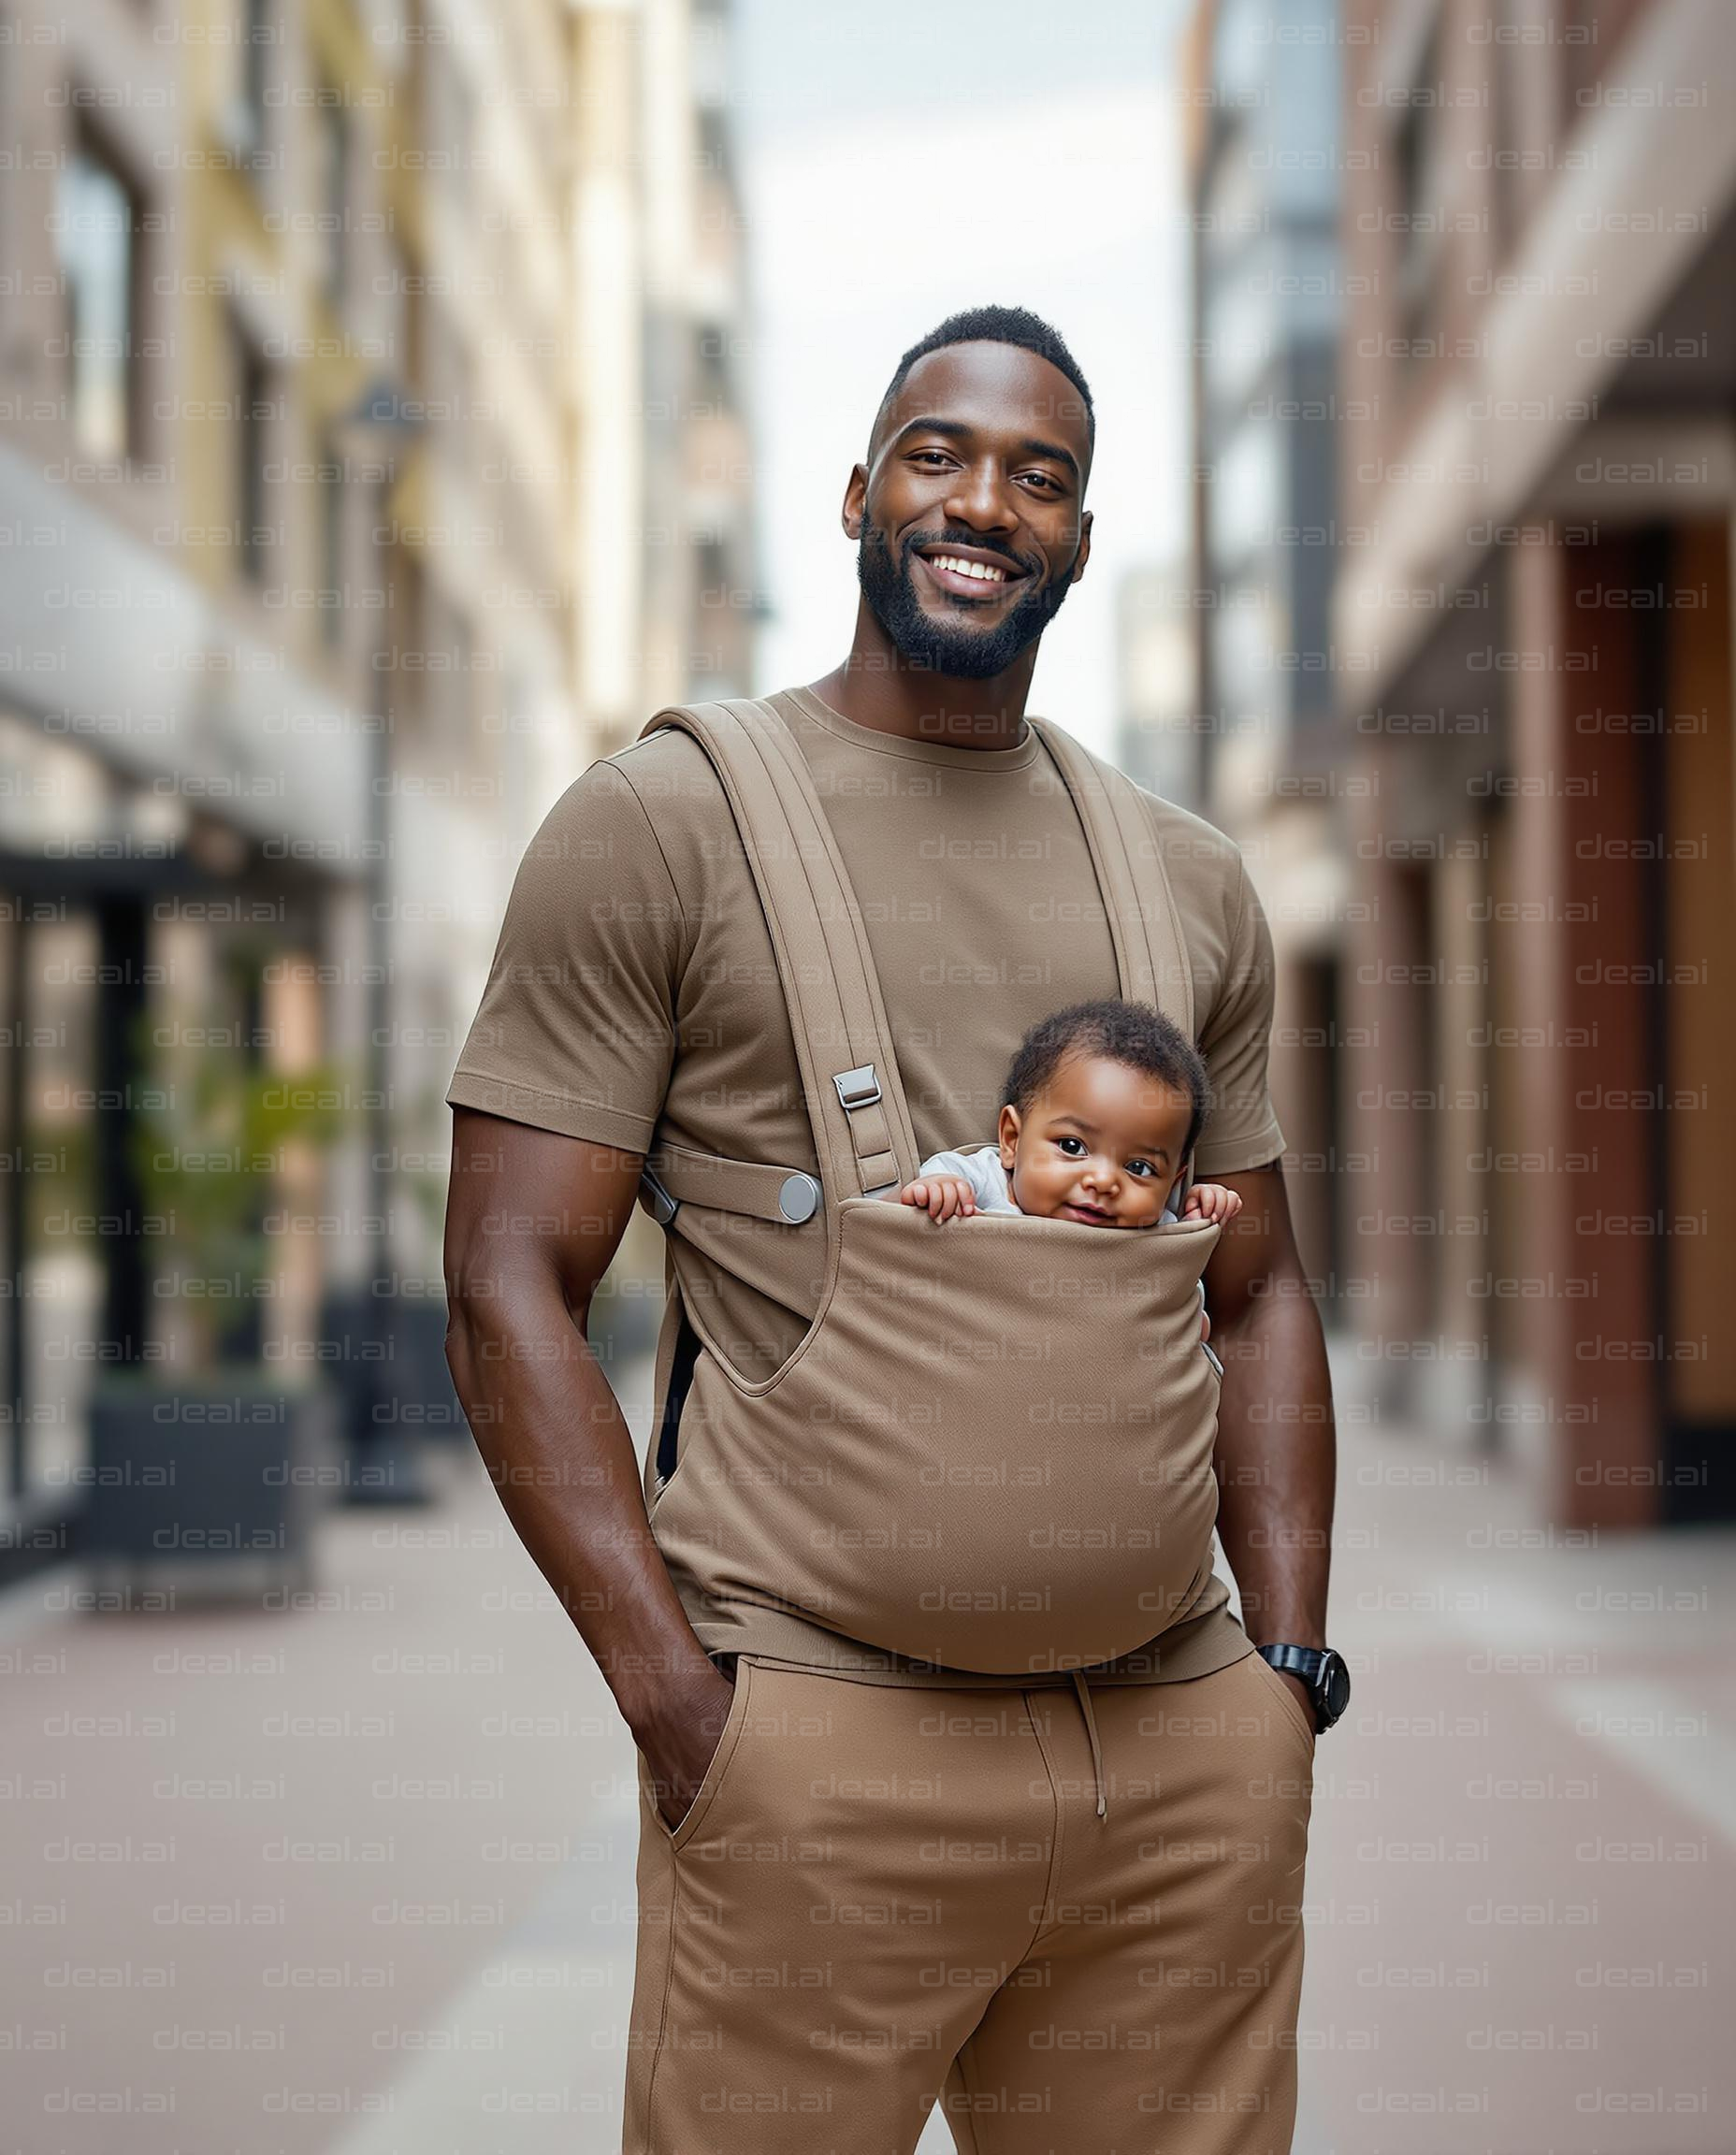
[899,1175,977,1222]
[1182,1181,1243,1227]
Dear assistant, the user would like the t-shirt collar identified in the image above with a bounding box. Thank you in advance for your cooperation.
[781,684,1039,771]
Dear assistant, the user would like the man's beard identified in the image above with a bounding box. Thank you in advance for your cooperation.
[855,520,1078,680]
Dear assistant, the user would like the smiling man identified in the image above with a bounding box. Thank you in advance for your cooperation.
[444,305,1344,2153]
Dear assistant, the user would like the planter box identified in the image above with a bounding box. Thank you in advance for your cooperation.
[391,1300,468,1443]
[83,1373,340,1605]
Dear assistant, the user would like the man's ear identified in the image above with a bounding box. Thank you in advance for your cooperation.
[1070,509,1093,584]
[842,465,868,541]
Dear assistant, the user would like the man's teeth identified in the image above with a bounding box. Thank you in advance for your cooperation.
[930,554,1008,583]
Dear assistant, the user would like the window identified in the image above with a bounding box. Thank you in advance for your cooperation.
[697,537,731,612]
[697,106,730,177]
[232,313,271,582]
[242,0,272,143]
[56,135,138,462]
[313,79,349,309]
[319,430,344,650]
[1394,22,1444,354]
[441,63,475,224]
[693,325,731,412]
[1486,1,1519,264]
[377,224,412,378]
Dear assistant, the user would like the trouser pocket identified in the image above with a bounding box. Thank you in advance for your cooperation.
[645,1654,760,1852]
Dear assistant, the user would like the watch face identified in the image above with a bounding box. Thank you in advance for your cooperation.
[1320,1652,1352,1723]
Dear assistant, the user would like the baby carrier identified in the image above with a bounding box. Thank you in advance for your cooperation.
[634,697,1225,1677]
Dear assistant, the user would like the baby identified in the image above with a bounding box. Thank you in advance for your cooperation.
[898,998,1242,1352]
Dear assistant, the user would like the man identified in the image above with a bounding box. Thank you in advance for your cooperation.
[444,305,1346,2153]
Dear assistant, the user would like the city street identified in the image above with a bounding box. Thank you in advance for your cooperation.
[4,0,1732,2148]
[3,1338,1731,2153]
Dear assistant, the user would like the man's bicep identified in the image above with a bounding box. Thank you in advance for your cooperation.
[1200,1162,1302,1330]
[446,1109,647,1323]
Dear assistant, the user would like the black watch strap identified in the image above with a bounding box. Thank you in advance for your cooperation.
[1256,1642,1350,1731]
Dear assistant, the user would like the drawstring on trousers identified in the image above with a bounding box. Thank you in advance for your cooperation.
[1068,1669,1107,1820]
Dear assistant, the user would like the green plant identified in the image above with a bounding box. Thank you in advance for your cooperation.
[125,1002,355,1373]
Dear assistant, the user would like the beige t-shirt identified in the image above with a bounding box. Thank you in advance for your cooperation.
[447,683,1286,1688]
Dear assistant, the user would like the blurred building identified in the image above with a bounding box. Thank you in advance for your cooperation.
[574,0,758,753]
[0,0,755,1577]
[1182,0,1350,1309]
[0,0,385,1562]
[561,0,760,1366]
[1335,0,1736,1527]
[1114,559,1200,808]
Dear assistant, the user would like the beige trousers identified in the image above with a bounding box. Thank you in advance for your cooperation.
[624,1646,1315,2154]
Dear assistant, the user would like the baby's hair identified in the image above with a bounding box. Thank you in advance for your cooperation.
[1002,998,1211,1166]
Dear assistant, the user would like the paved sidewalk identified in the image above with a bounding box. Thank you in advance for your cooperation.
[2,1342,1731,2153]
[1288,1361,1736,2154]
[1,1361,663,2155]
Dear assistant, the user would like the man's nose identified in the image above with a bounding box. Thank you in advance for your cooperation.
[944,462,1020,532]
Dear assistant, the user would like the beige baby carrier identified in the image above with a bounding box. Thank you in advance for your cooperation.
[634,697,1225,1677]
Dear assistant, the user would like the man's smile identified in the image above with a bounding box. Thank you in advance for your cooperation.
[913,542,1032,601]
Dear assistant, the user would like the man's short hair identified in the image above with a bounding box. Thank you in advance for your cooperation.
[872,304,1095,461]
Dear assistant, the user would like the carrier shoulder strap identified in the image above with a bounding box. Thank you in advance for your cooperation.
[1027,718,1195,1041]
[638,696,922,1208]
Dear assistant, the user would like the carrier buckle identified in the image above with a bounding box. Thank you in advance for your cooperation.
[639,1165,678,1226]
[832,1063,882,1114]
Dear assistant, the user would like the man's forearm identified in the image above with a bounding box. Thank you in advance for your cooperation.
[445,1285,706,1731]
[1208,1277,1336,1646]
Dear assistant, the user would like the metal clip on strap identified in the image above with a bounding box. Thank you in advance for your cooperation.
[832,1064,881,1113]
[832,1063,899,1196]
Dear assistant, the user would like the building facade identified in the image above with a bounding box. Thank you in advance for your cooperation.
[0,0,755,1570]
[1183,0,1351,1312]
[579,0,757,751]
[1334,0,1735,1526]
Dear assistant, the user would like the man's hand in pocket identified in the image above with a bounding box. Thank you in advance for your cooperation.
[635,1652,737,1833]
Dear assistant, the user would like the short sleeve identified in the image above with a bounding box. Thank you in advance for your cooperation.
[1191,858,1285,1178]
[444,760,686,1152]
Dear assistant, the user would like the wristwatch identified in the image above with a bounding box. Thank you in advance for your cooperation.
[1257,1643,1352,1733]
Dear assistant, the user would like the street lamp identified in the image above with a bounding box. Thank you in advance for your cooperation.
[329,375,428,1507]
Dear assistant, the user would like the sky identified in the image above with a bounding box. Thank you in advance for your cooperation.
[730,0,1195,759]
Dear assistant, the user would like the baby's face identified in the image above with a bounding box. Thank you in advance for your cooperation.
[997,1054,1192,1229]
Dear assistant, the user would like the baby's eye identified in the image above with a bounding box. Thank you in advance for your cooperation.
[1055,1135,1085,1156]
[1127,1161,1156,1179]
